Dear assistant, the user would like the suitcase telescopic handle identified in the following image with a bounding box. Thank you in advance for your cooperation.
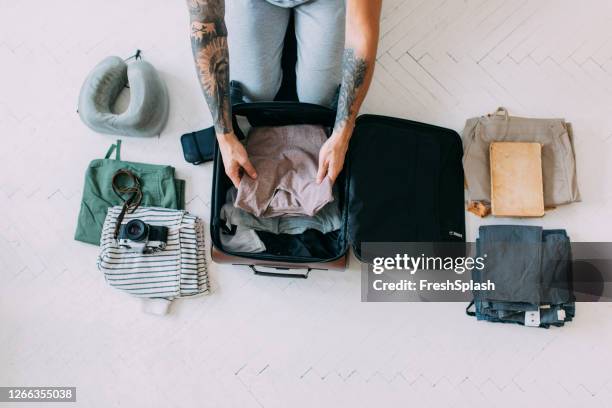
[248,265,310,279]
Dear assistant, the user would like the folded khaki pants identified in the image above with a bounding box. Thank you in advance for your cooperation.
[462,108,580,210]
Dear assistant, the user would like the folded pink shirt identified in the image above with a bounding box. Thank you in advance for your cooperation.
[235,124,334,218]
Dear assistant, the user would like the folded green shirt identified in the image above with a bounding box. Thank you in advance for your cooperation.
[75,140,185,245]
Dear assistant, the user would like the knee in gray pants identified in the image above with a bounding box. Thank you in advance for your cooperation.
[226,0,345,106]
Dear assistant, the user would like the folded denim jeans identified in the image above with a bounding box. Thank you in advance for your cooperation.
[474,301,573,327]
[469,225,575,328]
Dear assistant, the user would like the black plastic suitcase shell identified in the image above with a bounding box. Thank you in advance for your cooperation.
[210,102,466,277]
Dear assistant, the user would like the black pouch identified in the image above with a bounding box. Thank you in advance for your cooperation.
[181,127,216,165]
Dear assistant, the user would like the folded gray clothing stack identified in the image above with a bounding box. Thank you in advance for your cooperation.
[220,187,342,253]
[468,225,575,328]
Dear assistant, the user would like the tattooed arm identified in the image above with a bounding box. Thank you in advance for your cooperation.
[317,0,382,184]
[187,0,256,187]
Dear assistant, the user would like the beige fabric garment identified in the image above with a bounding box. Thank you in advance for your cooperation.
[462,108,580,212]
[235,124,334,218]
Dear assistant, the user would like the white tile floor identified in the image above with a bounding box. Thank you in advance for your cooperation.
[1,0,612,407]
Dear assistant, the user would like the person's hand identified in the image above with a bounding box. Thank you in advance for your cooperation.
[217,132,257,188]
[316,127,351,184]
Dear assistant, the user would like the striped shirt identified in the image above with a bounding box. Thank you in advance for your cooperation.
[98,206,209,300]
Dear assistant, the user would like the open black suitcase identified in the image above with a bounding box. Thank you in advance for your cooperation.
[209,101,466,278]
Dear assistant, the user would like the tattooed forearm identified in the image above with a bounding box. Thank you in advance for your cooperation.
[188,0,231,135]
[334,48,369,129]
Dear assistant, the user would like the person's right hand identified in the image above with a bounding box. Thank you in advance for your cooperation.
[217,132,257,188]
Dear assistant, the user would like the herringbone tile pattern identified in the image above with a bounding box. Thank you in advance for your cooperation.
[1,1,612,407]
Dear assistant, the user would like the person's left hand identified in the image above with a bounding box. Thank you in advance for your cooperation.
[316,126,352,184]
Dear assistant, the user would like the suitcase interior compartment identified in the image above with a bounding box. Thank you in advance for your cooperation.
[210,102,467,272]
[210,102,350,266]
[346,115,466,261]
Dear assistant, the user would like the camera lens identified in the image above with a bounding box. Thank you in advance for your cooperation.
[125,219,148,242]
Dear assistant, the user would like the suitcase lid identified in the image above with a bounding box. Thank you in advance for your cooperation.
[346,114,466,261]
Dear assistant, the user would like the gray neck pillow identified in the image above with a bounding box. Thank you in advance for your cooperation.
[78,56,169,137]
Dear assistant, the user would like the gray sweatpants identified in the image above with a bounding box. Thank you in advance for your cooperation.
[226,0,346,106]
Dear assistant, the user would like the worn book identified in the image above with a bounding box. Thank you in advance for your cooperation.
[490,142,545,217]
